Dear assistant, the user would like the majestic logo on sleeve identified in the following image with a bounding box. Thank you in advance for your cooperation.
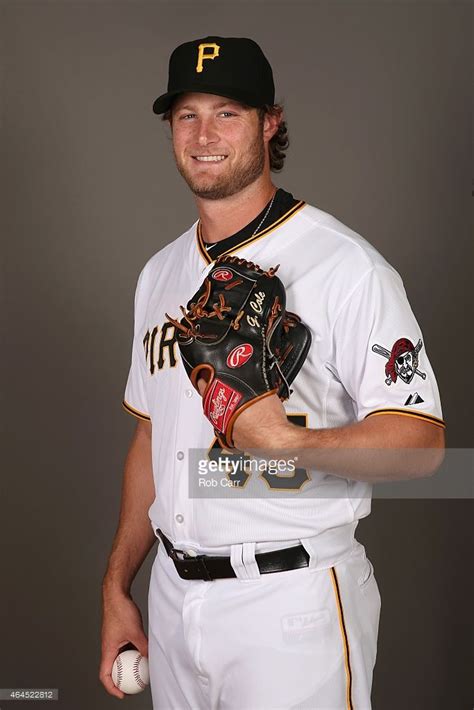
[405,392,424,405]
[372,338,426,386]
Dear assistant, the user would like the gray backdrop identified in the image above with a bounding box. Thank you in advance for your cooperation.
[1,1,472,709]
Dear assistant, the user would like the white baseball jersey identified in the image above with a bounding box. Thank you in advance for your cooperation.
[123,191,445,550]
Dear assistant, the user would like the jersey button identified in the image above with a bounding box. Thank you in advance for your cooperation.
[175,514,184,524]
[185,389,193,398]
[176,451,184,461]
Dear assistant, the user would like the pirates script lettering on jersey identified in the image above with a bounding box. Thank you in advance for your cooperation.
[143,322,179,374]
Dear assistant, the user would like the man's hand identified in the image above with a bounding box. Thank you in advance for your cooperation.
[232,393,293,450]
[99,590,149,699]
[197,378,292,450]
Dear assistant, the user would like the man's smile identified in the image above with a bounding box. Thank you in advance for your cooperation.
[192,155,228,162]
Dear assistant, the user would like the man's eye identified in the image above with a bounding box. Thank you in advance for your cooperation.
[220,112,235,117]
[180,113,196,120]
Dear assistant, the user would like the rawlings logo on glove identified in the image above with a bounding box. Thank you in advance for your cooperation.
[166,254,312,449]
[227,344,254,368]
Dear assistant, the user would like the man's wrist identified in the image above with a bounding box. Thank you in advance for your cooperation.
[250,420,306,450]
[273,420,311,449]
[102,573,132,599]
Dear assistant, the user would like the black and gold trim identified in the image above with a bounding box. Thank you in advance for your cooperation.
[364,408,446,429]
[330,567,353,710]
[122,400,151,422]
[196,191,306,264]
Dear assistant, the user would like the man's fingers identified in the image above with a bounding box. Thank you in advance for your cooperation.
[99,666,125,699]
[99,648,125,699]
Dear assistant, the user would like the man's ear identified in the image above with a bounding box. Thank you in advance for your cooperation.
[262,109,282,143]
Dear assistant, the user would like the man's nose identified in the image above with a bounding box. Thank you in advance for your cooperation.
[197,118,218,146]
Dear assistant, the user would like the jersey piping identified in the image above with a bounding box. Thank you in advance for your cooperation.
[330,567,353,710]
[364,408,445,429]
[196,199,306,264]
[122,400,151,421]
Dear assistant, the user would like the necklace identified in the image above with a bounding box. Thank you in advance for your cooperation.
[251,189,277,237]
[205,189,277,250]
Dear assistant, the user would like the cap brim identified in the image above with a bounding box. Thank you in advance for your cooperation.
[152,85,265,114]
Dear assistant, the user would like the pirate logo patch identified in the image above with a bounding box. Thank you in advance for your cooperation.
[372,338,426,386]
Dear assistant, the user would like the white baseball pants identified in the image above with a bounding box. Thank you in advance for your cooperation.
[148,530,381,710]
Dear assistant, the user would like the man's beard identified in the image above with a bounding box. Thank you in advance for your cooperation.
[174,130,265,200]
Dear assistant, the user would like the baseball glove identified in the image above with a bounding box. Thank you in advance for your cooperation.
[166,254,312,449]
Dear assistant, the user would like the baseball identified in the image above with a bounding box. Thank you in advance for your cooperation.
[111,649,150,695]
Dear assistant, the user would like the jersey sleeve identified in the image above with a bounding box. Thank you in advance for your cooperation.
[329,265,445,429]
[122,268,151,422]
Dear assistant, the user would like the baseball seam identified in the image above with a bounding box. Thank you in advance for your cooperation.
[133,654,147,690]
[115,656,123,686]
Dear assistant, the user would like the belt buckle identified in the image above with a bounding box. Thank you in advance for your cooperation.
[179,555,213,581]
[169,546,186,562]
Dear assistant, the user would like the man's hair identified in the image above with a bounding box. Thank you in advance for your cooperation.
[257,104,289,173]
[162,103,289,172]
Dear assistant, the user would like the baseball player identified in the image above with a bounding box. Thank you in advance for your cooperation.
[100,36,445,709]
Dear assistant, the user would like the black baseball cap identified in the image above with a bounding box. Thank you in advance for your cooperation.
[152,36,275,114]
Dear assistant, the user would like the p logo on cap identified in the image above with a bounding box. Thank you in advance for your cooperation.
[196,43,220,73]
[152,36,275,114]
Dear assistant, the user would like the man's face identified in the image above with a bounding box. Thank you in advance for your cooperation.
[169,93,268,200]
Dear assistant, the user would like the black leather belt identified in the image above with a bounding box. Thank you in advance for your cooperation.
[157,529,310,581]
